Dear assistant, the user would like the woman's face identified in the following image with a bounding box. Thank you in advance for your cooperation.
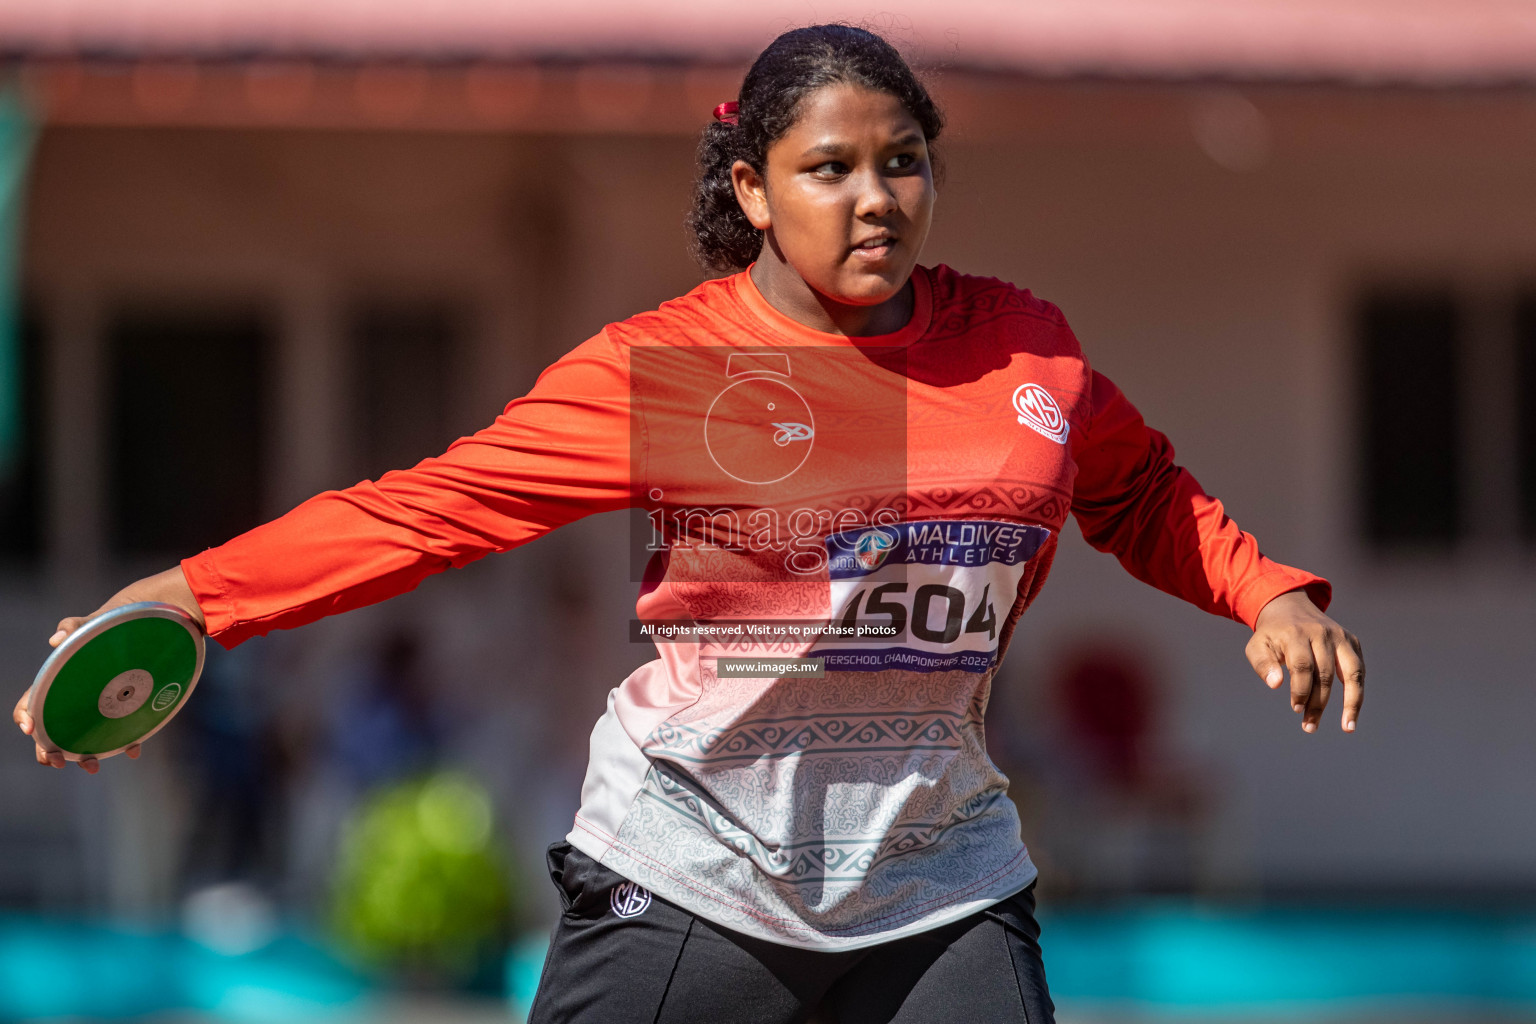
[733,83,935,311]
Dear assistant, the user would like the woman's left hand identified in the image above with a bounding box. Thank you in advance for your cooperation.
[1246,590,1364,734]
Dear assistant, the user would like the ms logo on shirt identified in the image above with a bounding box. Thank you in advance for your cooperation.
[1012,384,1068,444]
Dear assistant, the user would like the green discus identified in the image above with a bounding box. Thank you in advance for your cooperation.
[26,602,204,761]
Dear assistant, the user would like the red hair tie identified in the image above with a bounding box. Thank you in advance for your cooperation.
[713,101,739,125]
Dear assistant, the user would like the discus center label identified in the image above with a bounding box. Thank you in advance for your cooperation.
[99,669,154,718]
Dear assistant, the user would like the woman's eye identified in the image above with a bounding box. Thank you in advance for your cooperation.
[813,161,848,177]
[885,153,917,171]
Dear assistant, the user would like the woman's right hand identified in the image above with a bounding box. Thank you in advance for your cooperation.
[13,566,205,774]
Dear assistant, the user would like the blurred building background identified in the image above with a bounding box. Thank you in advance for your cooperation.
[3,0,1536,1020]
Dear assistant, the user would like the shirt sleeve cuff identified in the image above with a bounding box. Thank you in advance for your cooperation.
[1233,570,1332,630]
[179,551,241,648]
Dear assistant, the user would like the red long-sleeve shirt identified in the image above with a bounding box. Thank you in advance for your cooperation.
[182,265,1327,949]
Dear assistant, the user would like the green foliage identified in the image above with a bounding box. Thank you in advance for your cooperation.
[330,773,513,984]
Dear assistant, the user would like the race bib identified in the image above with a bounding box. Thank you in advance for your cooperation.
[816,519,1050,673]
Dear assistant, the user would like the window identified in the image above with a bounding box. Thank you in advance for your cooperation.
[107,306,271,556]
[1515,293,1536,542]
[0,301,44,562]
[350,300,462,480]
[1358,291,1461,547]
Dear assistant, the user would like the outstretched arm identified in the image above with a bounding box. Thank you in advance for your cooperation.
[16,329,637,769]
[183,329,636,647]
[1070,370,1363,733]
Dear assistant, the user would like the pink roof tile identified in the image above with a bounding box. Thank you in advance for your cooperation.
[4,0,1536,84]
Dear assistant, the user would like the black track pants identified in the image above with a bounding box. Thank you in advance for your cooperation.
[528,843,1056,1024]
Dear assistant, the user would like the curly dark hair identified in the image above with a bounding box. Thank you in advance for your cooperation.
[687,24,945,274]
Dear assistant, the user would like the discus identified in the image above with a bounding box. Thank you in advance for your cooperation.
[26,602,205,762]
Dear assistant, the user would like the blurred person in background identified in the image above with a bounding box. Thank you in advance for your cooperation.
[284,627,448,909]
[326,629,443,792]
[176,642,288,894]
[1045,643,1212,896]
[14,23,1365,1024]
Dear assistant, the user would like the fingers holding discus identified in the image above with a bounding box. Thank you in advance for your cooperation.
[23,602,204,770]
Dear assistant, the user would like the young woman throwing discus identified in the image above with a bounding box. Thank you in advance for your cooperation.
[15,24,1365,1023]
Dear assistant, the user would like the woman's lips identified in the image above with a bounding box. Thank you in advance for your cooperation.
[850,237,897,260]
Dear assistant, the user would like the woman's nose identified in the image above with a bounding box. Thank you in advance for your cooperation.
[853,169,898,218]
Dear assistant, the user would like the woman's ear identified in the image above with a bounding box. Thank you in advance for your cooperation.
[731,159,771,231]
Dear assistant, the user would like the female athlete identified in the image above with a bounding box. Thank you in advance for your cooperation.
[15,24,1365,1024]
